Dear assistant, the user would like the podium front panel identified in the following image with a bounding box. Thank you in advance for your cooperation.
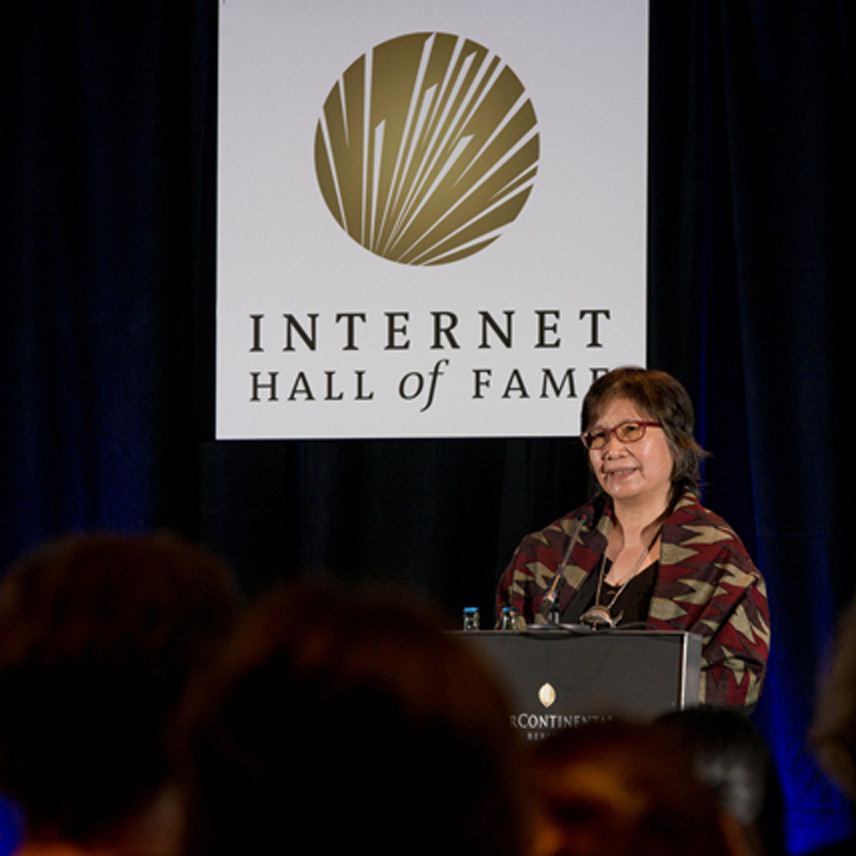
[455,630,701,740]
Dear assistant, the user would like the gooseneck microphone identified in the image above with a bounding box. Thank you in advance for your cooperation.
[542,508,592,624]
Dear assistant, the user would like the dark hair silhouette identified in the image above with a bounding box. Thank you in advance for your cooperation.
[812,592,856,802]
[175,579,533,856]
[655,708,786,856]
[530,718,747,856]
[0,532,239,845]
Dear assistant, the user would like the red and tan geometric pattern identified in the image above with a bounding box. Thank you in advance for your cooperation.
[495,492,770,709]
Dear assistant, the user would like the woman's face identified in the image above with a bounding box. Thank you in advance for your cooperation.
[585,397,674,512]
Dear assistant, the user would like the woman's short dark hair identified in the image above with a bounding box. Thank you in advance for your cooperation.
[581,366,707,502]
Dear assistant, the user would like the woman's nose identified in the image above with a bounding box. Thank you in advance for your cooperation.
[601,432,625,455]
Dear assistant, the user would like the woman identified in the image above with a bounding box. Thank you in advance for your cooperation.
[495,366,770,709]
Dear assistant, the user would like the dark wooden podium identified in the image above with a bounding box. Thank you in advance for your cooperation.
[455,628,701,741]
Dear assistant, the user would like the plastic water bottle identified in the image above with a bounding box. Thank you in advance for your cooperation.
[462,606,480,631]
[500,606,519,630]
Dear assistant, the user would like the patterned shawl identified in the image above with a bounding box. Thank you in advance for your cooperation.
[495,492,770,708]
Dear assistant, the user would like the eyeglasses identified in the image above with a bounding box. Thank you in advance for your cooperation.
[581,420,662,450]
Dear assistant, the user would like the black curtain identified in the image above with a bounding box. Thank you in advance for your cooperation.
[648,3,856,852]
[2,2,855,854]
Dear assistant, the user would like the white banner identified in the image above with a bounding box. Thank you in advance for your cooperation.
[217,0,649,439]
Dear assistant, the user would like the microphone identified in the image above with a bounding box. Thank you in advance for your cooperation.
[542,508,592,624]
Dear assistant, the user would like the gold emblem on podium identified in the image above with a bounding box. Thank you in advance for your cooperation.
[538,682,557,709]
[314,32,539,266]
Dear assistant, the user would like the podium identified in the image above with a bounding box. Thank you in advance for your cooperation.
[455,628,701,741]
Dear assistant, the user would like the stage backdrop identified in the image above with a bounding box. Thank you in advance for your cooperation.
[216,0,648,439]
[3,3,856,856]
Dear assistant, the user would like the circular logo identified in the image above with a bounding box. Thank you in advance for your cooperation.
[314,32,540,266]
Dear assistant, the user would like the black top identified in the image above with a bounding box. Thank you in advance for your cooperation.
[561,560,658,626]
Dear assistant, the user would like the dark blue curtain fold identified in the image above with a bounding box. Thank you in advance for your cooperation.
[1,1,215,552]
[649,3,856,851]
[2,2,855,854]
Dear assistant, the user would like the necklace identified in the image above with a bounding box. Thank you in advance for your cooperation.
[580,527,661,629]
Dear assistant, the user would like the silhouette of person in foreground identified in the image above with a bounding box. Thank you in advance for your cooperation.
[529,718,755,856]
[654,707,786,856]
[810,591,856,855]
[0,533,240,856]
[173,579,534,856]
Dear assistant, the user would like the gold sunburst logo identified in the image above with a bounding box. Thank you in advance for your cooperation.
[314,32,540,266]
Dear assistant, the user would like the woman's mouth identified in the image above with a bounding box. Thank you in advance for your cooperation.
[605,467,637,479]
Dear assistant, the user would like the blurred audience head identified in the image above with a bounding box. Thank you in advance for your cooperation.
[529,718,751,856]
[0,532,240,852]
[811,592,856,802]
[174,578,533,856]
[654,707,786,856]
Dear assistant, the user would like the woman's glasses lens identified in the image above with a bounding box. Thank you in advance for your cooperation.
[616,423,644,442]
[583,420,657,449]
